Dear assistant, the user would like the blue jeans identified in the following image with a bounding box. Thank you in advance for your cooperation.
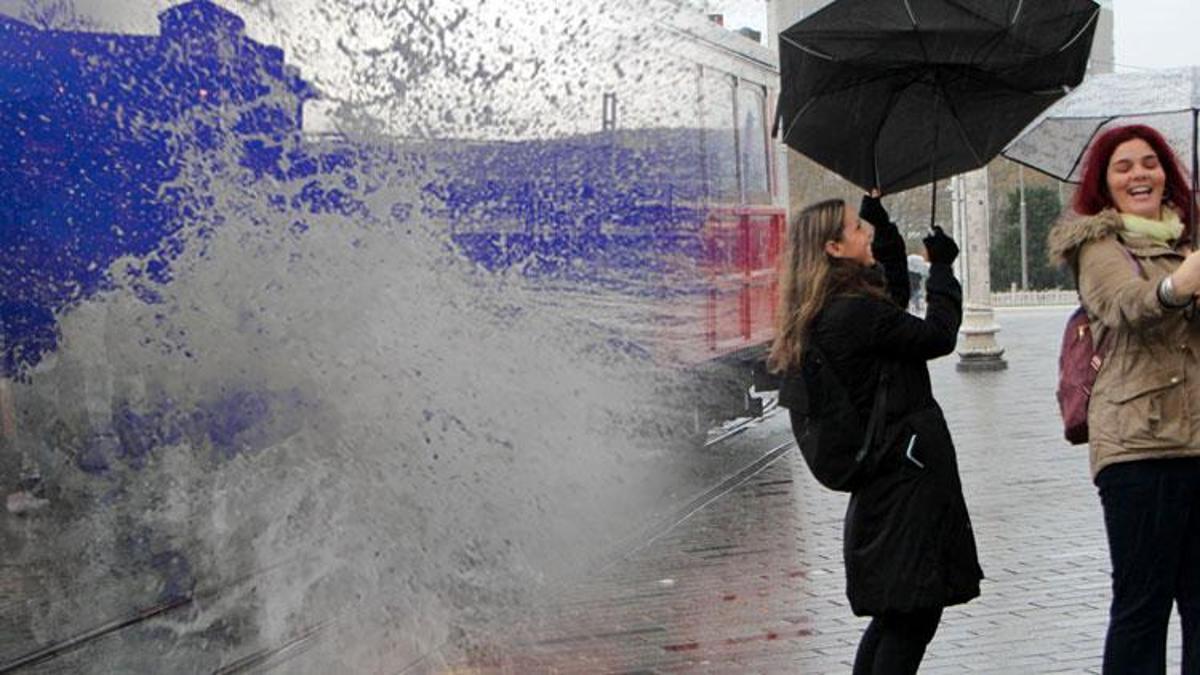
[1097,457,1200,674]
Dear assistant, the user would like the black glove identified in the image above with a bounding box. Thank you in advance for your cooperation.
[923,226,959,265]
[859,194,891,229]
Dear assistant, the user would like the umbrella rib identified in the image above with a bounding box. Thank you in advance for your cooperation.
[943,0,1017,67]
[1059,7,1100,53]
[944,0,1008,30]
[1063,117,1117,182]
[1191,108,1197,233]
[800,69,924,101]
[983,2,1097,67]
[1003,154,1069,183]
[966,30,1010,76]
[945,0,1079,70]
[780,97,821,148]
[945,61,1069,98]
[937,83,987,167]
[907,0,1024,179]
[870,87,905,190]
[779,0,1094,193]
[779,33,834,61]
[905,0,948,196]
[1035,108,1200,121]
[782,68,925,143]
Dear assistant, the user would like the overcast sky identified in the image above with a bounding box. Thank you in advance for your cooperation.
[1109,0,1200,70]
[708,0,1200,71]
[4,0,1198,71]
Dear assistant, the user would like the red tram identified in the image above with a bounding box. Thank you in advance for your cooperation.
[670,17,788,424]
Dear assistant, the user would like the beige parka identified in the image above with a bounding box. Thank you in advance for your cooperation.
[1049,209,1200,480]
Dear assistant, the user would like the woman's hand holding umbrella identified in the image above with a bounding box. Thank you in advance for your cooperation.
[859,188,960,265]
[859,189,890,229]
[923,227,959,265]
[1163,250,1200,304]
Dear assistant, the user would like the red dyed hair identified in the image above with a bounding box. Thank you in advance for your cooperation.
[1073,124,1195,227]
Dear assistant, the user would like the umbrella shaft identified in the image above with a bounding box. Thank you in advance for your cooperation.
[1192,109,1198,233]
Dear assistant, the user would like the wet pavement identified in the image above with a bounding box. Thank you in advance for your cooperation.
[444,308,1185,674]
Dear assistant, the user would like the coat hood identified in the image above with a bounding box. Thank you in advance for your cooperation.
[1047,209,1124,270]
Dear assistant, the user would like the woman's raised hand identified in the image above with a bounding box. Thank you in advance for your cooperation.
[923,226,959,266]
[1173,248,1200,299]
[859,193,890,228]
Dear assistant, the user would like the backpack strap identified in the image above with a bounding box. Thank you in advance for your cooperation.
[809,341,893,464]
[1115,244,1144,278]
[1071,238,1143,290]
[1079,241,1144,347]
[855,362,892,463]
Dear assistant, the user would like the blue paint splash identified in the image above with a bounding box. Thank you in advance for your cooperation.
[1,1,315,378]
[121,528,197,604]
[424,133,708,290]
[77,387,314,475]
[3,0,720,379]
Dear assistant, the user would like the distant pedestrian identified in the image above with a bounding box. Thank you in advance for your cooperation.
[906,253,928,314]
[1048,123,1200,674]
[770,193,982,675]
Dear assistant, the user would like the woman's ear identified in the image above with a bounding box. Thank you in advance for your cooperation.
[824,240,843,259]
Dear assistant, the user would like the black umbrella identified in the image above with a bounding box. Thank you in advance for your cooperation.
[775,0,1100,202]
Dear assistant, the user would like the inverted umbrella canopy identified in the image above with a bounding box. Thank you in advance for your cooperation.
[776,0,1100,195]
[1002,66,1200,185]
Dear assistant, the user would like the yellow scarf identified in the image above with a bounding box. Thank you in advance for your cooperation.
[1121,208,1184,243]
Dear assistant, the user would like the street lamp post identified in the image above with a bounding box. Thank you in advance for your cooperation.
[949,176,965,287]
[1019,165,1028,290]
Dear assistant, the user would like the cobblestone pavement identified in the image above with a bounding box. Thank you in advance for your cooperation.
[448,308,1186,674]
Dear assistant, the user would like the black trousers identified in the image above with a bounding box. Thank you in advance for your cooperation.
[852,606,943,675]
[1097,457,1200,675]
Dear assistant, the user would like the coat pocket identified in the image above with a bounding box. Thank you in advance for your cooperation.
[1108,370,1188,448]
[878,407,955,476]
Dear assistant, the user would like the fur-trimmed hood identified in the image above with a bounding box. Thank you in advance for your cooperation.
[1046,209,1124,268]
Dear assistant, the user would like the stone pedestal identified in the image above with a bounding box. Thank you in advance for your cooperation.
[954,168,1007,371]
[957,304,1006,371]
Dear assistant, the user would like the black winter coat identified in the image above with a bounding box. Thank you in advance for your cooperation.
[782,218,982,617]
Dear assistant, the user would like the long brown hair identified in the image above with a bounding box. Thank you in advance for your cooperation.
[768,198,887,374]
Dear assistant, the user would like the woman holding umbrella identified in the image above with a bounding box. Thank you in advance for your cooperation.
[1048,124,1200,673]
[770,193,982,674]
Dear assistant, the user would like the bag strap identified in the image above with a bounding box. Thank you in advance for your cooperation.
[809,342,893,463]
[1116,244,1144,278]
[1079,242,1144,348]
[1075,241,1144,304]
[855,362,892,463]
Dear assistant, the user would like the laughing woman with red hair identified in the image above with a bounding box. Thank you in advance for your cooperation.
[1048,124,1200,673]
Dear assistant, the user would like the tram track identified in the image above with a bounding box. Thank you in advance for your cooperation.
[703,390,782,448]
[0,396,794,675]
[402,400,798,673]
[600,436,795,573]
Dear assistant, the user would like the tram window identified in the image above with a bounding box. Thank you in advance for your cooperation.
[701,72,738,204]
[738,85,770,204]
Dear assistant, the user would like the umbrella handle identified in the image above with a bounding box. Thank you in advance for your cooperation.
[1192,108,1198,241]
[929,179,937,232]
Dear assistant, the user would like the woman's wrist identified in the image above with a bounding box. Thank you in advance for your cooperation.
[1157,274,1192,308]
